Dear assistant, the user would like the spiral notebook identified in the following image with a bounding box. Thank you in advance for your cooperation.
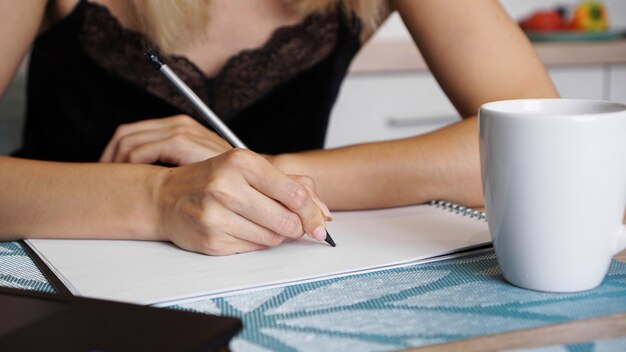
[25,201,491,306]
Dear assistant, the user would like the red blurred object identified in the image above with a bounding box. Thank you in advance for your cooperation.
[519,10,565,31]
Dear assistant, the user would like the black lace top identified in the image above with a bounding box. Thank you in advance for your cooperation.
[15,0,362,161]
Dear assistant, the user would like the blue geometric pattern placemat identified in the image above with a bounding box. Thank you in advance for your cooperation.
[3,240,626,351]
[0,241,54,293]
[172,251,626,352]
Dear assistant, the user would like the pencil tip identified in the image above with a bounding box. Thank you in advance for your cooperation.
[325,230,336,247]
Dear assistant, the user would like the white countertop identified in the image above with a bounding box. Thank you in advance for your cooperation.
[348,39,626,74]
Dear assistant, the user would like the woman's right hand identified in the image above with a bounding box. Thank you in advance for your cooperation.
[154,148,332,255]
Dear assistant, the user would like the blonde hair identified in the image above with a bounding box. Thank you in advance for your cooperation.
[130,0,384,52]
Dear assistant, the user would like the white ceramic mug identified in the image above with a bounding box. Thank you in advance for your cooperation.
[479,99,626,292]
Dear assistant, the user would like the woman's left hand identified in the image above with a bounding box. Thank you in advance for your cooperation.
[100,114,232,165]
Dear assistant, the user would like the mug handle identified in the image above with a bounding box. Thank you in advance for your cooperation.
[614,224,626,255]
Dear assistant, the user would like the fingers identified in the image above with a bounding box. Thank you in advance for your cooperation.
[221,212,288,248]
[219,181,306,239]
[112,129,168,163]
[175,229,270,256]
[126,135,214,165]
[101,117,181,162]
[234,150,328,241]
[290,175,332,221]
[100,115,232,165]
[169,185,291,255]
[156,148,332,256]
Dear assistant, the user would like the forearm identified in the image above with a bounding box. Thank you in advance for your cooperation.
[275,0,561,211]
[0,156,162,241]
[0,0,46,97]
[273,116,482,210]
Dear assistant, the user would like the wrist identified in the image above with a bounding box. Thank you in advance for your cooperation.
[260,153,276,166]
[269,153,295,173]
[147,167,175,241]
[141,166,171,242]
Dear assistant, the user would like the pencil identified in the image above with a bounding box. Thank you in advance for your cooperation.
[144,49,336,247]
[144,50,246,148]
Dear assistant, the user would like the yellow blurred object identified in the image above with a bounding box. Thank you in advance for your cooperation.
[568,1,608,32]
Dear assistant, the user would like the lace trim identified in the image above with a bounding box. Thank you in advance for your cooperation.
[210,13,339,118]
[80,1,208,117]
[79,1,343,120]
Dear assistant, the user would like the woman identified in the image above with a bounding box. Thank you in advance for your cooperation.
[0,0,557,253]
[92,0,558,209]
[1,1,337,255]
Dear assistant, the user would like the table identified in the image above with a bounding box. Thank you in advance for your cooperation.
[406,250,626,352]
[2,242,626,351]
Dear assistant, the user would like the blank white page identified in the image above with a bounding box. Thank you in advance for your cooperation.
[26,204,490,305]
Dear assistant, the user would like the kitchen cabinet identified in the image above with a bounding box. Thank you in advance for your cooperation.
[548,66,605,100]
[325,72,458,149]
[610,65,626,103]
[325,66,612,148]
[325,40,626,148]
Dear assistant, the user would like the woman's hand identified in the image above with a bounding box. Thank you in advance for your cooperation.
[100,115,231,165]
[155,148,331,256]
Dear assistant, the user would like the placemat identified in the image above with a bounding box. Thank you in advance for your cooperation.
[3,240,626,351]
[0,241,53,293]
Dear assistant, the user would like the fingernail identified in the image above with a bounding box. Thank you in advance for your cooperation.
[319,201,333,221]
[311,226,327,241]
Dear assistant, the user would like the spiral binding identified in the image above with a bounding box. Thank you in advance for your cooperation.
[429,200,487,222]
